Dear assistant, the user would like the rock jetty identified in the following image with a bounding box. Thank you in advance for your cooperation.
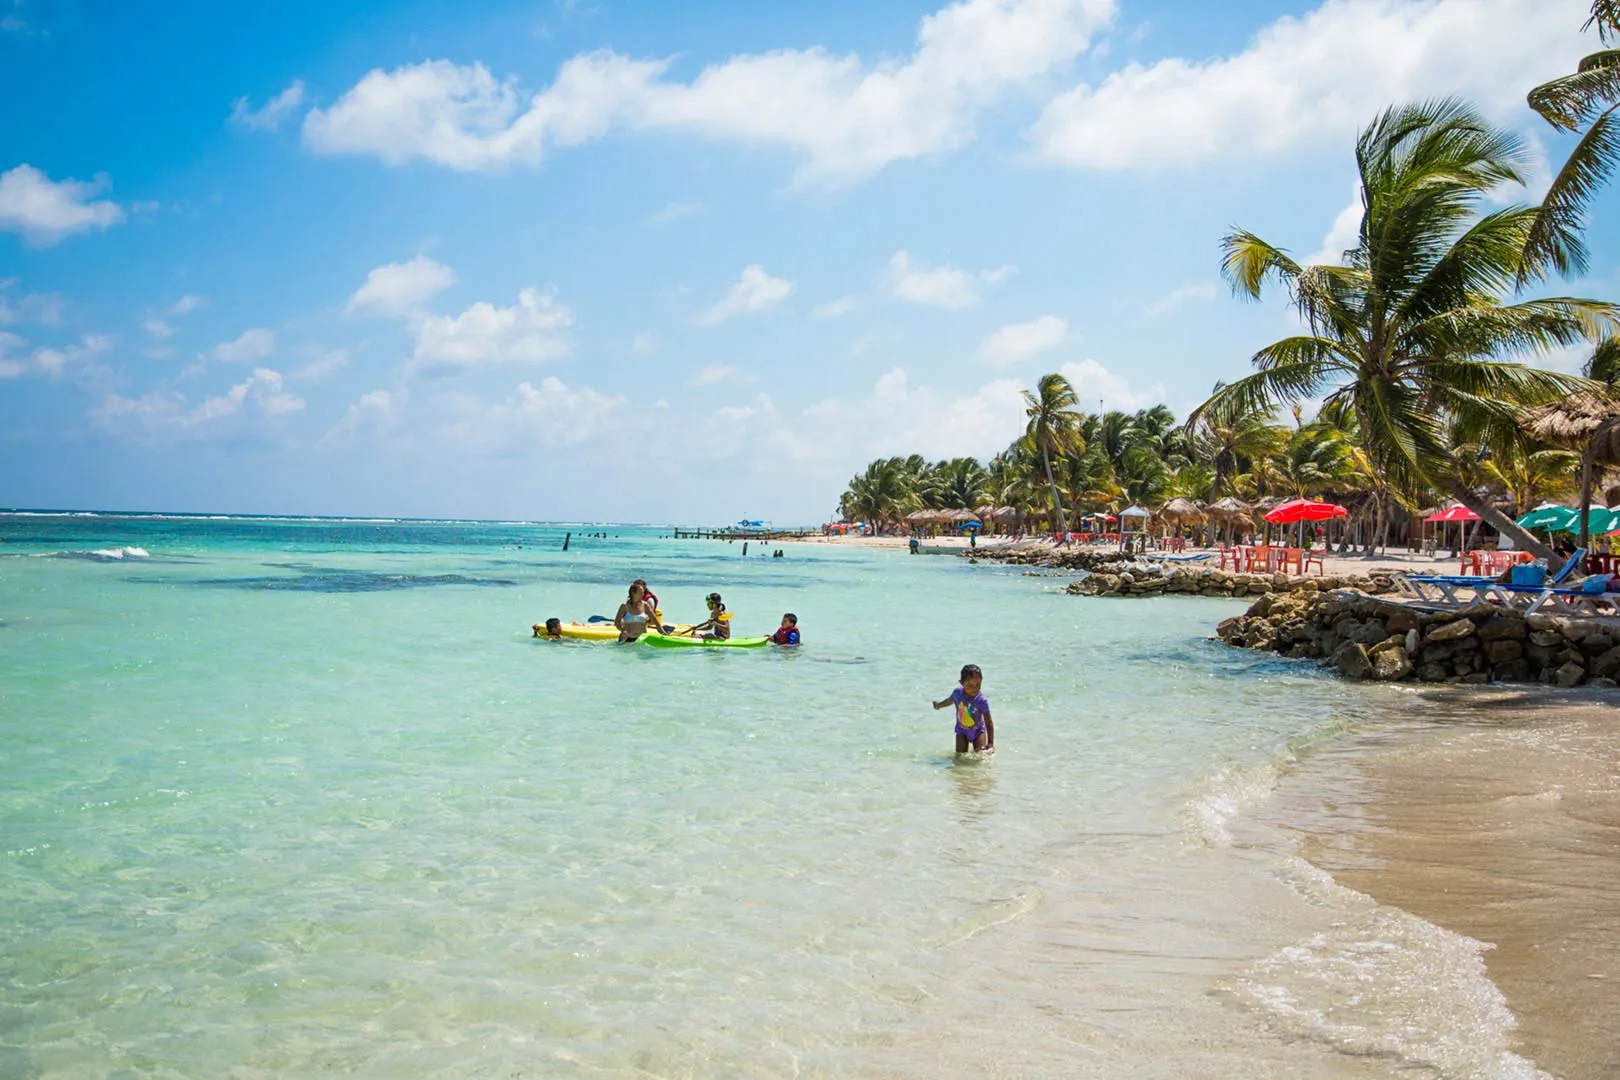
[1217,589,1620,688]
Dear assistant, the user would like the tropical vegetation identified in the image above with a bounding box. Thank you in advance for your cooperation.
[839,10,1620,556]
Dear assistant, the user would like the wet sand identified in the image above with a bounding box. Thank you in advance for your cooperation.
[1271,689,1620,1079]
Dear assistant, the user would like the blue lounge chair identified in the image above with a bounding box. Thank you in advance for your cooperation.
[1483,549,1596,614]
[1395,573,1499,606]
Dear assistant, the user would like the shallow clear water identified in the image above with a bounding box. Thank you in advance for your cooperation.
[0,514,1546,1077]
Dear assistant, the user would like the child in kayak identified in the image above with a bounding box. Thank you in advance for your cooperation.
[932,663,993,754]
[768,613,800,645]
[689,592,732,640]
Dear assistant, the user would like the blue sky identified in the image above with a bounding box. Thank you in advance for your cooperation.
[0,0,1612,522]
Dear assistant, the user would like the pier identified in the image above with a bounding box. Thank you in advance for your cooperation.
[671,527,816,540]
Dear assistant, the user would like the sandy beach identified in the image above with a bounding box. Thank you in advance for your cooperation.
[1258,688,1620,1079]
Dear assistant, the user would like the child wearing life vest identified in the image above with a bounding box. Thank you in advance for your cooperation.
[768,613,800,645]
[932,663,993,753]
[690,592,732,640]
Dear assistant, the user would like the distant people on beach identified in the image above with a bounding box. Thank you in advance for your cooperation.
[768,613,800,646]
[933,663,993,754]
[615,580,660,641]
[909,537,920,554]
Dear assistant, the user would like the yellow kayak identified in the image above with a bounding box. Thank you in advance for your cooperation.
[538,621,691,642]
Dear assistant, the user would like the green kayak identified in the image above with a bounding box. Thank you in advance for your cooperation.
[642,634,770,649]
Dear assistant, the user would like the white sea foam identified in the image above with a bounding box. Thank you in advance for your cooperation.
[1184,757,1284,847]
[1231,857,1551,1079]
[3,545,156,560]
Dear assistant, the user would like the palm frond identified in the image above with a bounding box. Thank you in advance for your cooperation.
[1528,49,1620,130]
[1186,364,1334,430]
[1587,336,1620,384]
[1522,105,1620,280]
[1220,230,1301,300]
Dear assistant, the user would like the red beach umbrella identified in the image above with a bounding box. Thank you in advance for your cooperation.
[1263,498,1348,524]
[1422,504,1480,523]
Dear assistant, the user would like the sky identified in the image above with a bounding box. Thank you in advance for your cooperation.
[0,0,1614,523]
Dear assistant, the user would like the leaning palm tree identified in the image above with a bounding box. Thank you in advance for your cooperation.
[1523,2,1620,279]
[1190,99,1616,559]
[1022,373,1083,530]
[1187,388,1288,497]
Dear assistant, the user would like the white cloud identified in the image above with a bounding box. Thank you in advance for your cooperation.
[410,288,573,374]
[795,368,1030,461]
[1305,185,1364,266]
[231,81,307,131]
[347,254,457,316]
[293,347,350,381]
[91,367,305,432]
[0,282,65,325]
[324,387,396,443]
[979,264,1018,286]
[695,264,793,326]
[439,377,626,450]
[0,333,114,379]
[631,331,656,356]
[886,250,983,309]
[169,294,206,316]
[0,164,124,245]
[814,296,858,318]
[211,327,277,364]
[694,363,736,386]
[143,319,174,339]
[303,0,1117,182]
[979,314,1069,365]
[1145,282,1218,315]
[648,200,702,224]
[1058,358,1165,412]
[1033,0,1582,170]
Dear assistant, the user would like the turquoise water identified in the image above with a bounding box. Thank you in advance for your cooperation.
[0,515,1540,1077]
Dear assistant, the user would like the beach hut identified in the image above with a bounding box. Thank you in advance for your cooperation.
[1207,496,1253,545]
[1119,504,1150,549]
[1156,497,1208,546]
[1523,393,1620,551]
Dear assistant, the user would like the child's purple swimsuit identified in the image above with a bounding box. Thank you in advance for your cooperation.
[950,687,990,741]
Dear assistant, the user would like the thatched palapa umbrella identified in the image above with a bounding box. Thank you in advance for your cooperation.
[1523,393,1620,551]
[1206,496,1252,545]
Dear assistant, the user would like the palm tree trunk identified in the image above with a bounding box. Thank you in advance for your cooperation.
[1041,448,1063,535]
[1579,451,1595,554]
[1447,481,1554,560]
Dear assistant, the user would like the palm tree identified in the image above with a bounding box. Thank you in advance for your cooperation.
[845,459,917,534]
[1188,389,1288,496]
[1479,443,1579,515]
[1022,373,1083,530]
[1190,99,1615,559]
[1523,2,1620,279]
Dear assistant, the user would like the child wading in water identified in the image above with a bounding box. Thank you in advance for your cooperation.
[933,663,994,754]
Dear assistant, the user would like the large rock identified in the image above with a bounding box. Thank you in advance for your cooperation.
[1372,646,1413,681]
[1417,662,1448,682]
[1384,607,1420,635]
[1555,661,1587,688]
[1476,615,1527,642]
[1335,643,1374,680]
[1349,619,1391,645]
[1528,630,1563,648]
[1493,658,1530,682]
[1593,645,1620,679]
[1426,618,1476,643]
[1483,639,1525,664]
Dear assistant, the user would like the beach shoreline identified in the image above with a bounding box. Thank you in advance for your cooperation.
[1257,687,1620,1079]
[805,531,1620,1075]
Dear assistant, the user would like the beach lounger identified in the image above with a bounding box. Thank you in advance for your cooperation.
[1395,574,1499,606]
[1160,553,1214,563]
[1480,549,1590,614]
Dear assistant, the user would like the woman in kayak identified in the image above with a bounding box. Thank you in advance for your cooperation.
[615,579,660,641]
[688,592,732,640]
